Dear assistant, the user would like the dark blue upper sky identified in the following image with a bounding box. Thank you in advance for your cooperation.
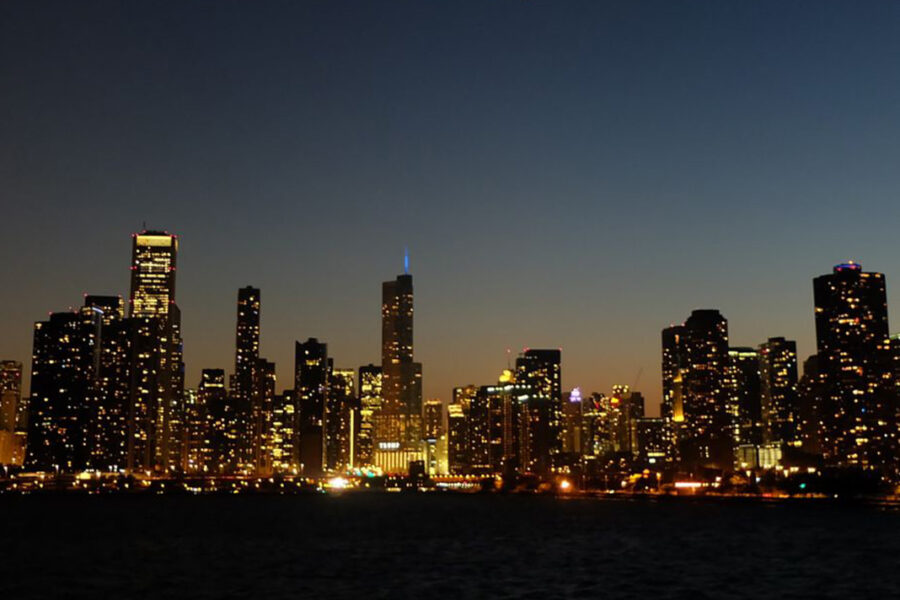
[3,1,900,411]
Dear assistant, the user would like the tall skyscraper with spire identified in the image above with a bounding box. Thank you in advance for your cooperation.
[375,254,423,474]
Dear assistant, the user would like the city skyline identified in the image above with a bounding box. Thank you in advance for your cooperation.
[5,230,900,416]
[5,2,900,412]
[6,4,900,598]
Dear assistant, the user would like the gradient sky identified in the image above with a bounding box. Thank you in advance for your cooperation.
[4,1,900,414]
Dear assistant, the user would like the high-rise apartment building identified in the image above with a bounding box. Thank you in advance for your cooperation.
[295,338,329,478]
[813,262,895,470]
[27,309,101,472]
[727,347,762,446]
[758,337,799,445]
[325,367,356,473]
[356,364,382,467]
[662,310,732,470]
[232,287,260,468]
[515,349,561,475]
[200,369,231,474]
[0,361,24,465]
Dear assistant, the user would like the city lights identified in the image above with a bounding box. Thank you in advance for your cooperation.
[0,232,898,501]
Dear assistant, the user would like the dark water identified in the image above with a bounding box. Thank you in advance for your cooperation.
[2,494,899,599]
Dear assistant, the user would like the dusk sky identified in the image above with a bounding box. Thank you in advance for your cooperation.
[4,1,900,413]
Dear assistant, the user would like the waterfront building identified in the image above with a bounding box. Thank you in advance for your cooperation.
[26,309,101,472]
[0,361,23,465]
[375,266,423,474]
[295,338,328,478]
[726,347,762,446]
[200,369,233,475]
[447,385,476,475]
[325,367,357,473]
[232,286,260,469]
[83,295,131,472]
[356,364,381,467]
[662,310,733,470]
[813,262,896,470]
[758,337,799,445]
[127,230,184,474]
[515,349,561,475]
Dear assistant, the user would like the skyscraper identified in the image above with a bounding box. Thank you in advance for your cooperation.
[376,269,423,474]
[182,388,204,474]
[127,230,184,474]
[129,231,177,319]
[0,360,23,466]
[252,358,276,476]
[515,349,561,475]
[727,347,762,446]
[813,262,895,470]
[325,367,356,473]
[271,388,299,474]
[199,369,231,474]
[295,338,329,478]
[356,364,382,467]
[447,385,476,475]
[233,286,260,469]
[27,309,101,472]
[758,337,799,445]
[84,295,131,472]
[662,310,732,470]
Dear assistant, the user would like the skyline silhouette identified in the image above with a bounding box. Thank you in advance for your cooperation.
[4,2,900,409]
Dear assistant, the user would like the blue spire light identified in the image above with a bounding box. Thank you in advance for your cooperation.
[404,247,409,274]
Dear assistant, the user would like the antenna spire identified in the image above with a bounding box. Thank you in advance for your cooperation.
[404,247,410,274]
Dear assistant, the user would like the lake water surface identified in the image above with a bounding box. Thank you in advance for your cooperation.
[3,493,899,598]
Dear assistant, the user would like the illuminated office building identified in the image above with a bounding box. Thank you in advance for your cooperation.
[727,347,762,446]
[633,417,671,467]
[82,295,131,472]
[129,230,177,319]
[581,392,615,460]
[515,349,561,475]
[26,308,101,473]
[476,372,533,477]
[610,385,644,454]
[796,355,825,455]
[252,358,276,476]
[424,399,444,440]
[423,399,445,476]
[295,338,328,478]
[127,230,184,474]
[661,324,687,425]
[758,337,799,445]
[271,389,298,473]
[376,267,423,474]
[562,388,584,456]
[325,367,357,473]
[447,386,476,475]
[356,364,382,467]
[662,310,732,470]
[813,262,895,470]
[0,361,23,465]
[200,369,232,475]
[232,286,260,468]
[182,388,204,474]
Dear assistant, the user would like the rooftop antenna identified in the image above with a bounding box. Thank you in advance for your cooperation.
[404,246,410,275]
